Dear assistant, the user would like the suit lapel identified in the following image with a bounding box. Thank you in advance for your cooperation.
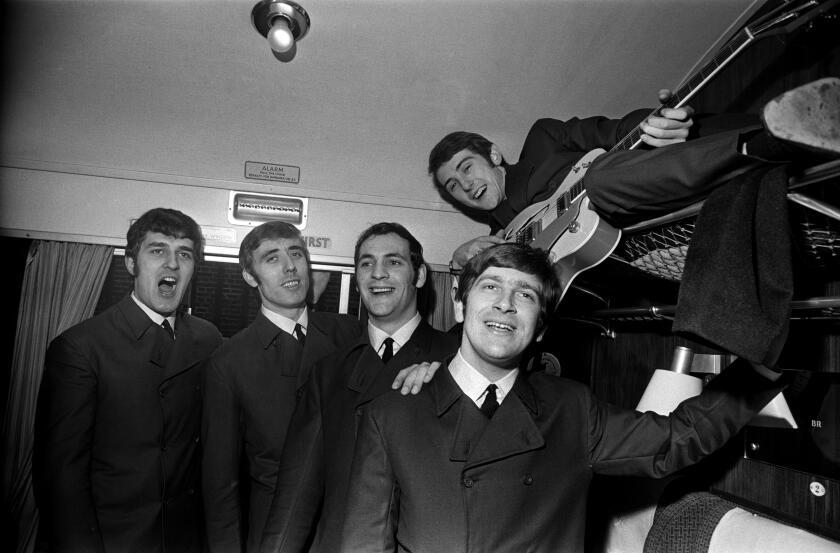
[350,320,441,407]
[430,370,483,462]
[253,311,283,350]
[464,373,545,469]
[118,296,171,369]
[298,311,328,389]
[163,311,218,380]
[347,340,389,409]
[117,295,214,380]
[163,313,195,380]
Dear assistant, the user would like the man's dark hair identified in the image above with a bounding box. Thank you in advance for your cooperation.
[354,222,425,285]
[125,208,204,262]
[239,221,307,277]
[455,243,560,333]
[428,131,501,188]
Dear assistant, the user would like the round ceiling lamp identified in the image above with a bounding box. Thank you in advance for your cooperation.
[252,0,310,60]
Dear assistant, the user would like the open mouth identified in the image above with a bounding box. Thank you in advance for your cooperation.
[485,320,514,332]
[473,184,486,200]
[158,276,177,297]
[369,286,394,295]
[282,279,301,289]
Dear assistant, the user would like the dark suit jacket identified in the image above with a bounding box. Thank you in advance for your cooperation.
[490,111,649,233]
[34,295,223,553]
[202,310,361,553]
[259,320,459,553]
[340,359,785,553]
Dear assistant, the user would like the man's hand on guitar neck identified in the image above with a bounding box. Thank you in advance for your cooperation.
[639,89,695,148]
[450,231,507,273]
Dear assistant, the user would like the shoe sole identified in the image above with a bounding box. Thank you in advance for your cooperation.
[762,77,840,156]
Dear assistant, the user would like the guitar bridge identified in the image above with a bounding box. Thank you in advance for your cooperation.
[517,222,541,244]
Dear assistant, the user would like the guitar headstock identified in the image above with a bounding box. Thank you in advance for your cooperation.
[746,0,839,40]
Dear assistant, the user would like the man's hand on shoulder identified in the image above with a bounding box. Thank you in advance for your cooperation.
[391,361,443,395]
[451,232,507,272]
[639,88,695,148]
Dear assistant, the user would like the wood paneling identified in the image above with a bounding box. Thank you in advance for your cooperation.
[712,459,840,540]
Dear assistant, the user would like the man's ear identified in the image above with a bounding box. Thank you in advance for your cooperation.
[124,256,136,277]
[242,269,259,289]
[415,264,427,289]
[452,285,465,323]
[489,144,503,167]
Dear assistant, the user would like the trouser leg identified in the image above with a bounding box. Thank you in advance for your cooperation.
[585,125,765,228]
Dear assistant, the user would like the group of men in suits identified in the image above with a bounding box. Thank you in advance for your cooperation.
[32,79,840,553]
[33,209,459,553]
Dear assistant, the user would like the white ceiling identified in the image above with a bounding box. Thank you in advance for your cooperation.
[1,0,760,212]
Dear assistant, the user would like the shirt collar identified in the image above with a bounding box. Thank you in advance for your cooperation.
[131,292,176,332]
[368,312,421,356]
[448,349,518,406]
[261,305,308,337]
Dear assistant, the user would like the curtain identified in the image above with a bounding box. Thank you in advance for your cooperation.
[1,241,114,553]
[425,270,456,333]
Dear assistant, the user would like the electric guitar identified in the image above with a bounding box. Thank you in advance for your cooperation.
[502,0,838,301]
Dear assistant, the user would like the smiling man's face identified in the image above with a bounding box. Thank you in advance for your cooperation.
[455,266,542,380]
[355,232,425,333]
[435,147,505,211]
[125,231,196,316]
[242,236,310,320]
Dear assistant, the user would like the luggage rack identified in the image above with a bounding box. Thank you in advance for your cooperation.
[610,159,840,281]
[587,295,840,324]
[562,161,840,335]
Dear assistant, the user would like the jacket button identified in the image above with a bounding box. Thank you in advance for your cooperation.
[161,445,167,452]
[355,408,363,416]
[194,435,200,443]
[187,488,195,495]
[522,473,533,485]
[463,477,474,488]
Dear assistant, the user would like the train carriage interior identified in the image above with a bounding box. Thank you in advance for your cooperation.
[2,0,839,551]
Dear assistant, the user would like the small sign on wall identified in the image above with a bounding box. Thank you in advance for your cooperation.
[302,236,332,250]
[202,226,238,245]
[245,161,301,184]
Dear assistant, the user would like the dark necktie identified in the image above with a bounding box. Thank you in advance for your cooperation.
[381,337,394,363]
[293,323,306,347]
[161,319,175,340]
[480,384,499,418]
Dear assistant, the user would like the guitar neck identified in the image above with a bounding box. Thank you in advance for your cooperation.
[609,0,832,153]
[610,28,754,153]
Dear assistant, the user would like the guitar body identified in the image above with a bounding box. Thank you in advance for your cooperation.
[551,199,622,301]
[503,149,622,300]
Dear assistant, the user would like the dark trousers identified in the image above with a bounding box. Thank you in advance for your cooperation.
[586,114,766,227]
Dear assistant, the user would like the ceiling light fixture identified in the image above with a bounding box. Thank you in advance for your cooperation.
[251,0,310,61]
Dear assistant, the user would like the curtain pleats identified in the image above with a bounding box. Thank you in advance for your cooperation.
[425,270,456,333]
[1,241,114,553]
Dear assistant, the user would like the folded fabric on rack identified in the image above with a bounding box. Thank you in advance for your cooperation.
[673,164,793,368]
